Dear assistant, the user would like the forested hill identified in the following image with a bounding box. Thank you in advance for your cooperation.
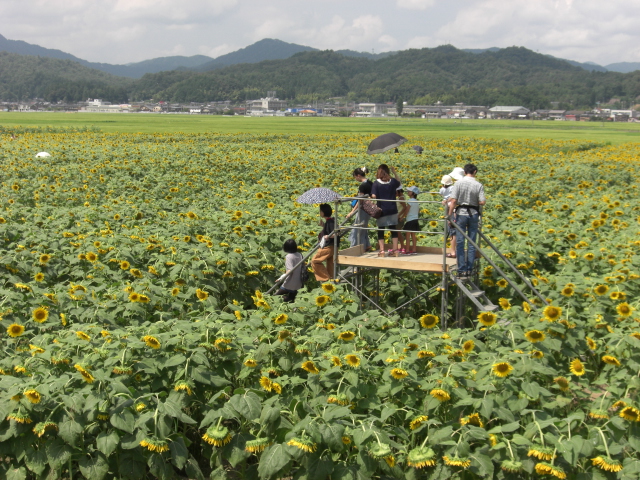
[0,52,131,102]
[2,45,640,108]
[131,46,640,108]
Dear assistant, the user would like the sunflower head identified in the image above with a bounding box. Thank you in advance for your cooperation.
[477,311,497,327]
[569,358,585,376]
[202,425,232,447]
[543,305,562,322]
[7,323,25,338]
[492,362,513,378]
[315,295,330,307]
[390,368,408,380]
[419,314,439,329]
[344,354,360,367]
[407,446,437,468]
[524,330,546,343]
[32,307,49,323]
[321,283,337,293]
[338,331,356,341]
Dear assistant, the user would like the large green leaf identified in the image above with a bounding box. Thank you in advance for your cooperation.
[184,457,205,480]
[148,453,174,480]
[5,466,27,480]
[110,409,135,434]
[305,453,334,480]
[169,437,188,470]
[320,423,345,452]
[78,452,109,480]
[96,431,120,457]
[24,447,47,475]
[58,419,83,446]
[258,444,291,479]
[118,452,146,479]
[228,391,261,421]
[45,438,72,470]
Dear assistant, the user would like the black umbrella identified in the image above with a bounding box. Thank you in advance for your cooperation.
[412,145,423,154]
[296,188,341,204]
[366,132,407,155]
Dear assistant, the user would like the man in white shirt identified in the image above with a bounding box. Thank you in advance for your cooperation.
[447,164,486,278]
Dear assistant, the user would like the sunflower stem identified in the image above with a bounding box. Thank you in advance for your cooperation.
[505,438,515,460]
[595,428,611,458]
[598,391,608,410]
[532,413,545,447]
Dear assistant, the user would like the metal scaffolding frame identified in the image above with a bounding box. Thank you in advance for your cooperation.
[269,193,548,328]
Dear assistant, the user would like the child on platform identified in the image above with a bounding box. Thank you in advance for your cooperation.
[439,175,457,258]
[403,186,421,255]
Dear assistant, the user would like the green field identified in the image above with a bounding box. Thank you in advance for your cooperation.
[2,112,640,143]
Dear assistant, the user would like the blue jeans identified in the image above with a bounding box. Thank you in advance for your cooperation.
[455,214,480,274]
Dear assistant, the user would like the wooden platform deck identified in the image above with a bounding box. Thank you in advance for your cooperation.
[337,245,456,273]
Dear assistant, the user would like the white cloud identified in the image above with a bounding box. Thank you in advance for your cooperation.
[396,0,435,10]
[0,0,639,64]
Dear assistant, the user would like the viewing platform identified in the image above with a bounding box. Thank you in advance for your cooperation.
[337,244,456,273]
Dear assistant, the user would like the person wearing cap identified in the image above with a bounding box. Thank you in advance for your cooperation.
[439,175,457,258]
[449,167,465,181]
[396,185,409,254]
[404,186,421,255]
[447,163,486,278]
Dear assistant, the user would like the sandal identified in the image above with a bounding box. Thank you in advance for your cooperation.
[378,251,386,257]
[446,253,456,258]
[399,248,407,255]
[388,249,400,257]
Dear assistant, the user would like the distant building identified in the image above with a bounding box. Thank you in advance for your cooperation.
[356,103,387,116]
[82,99,129,113]
[488,106,530,119]
[249,96,288,115]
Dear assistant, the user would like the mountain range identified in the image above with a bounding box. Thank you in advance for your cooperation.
[1,33,639,109]
[2,33,638,79]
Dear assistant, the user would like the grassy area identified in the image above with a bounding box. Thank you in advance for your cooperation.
[1,112,640,143]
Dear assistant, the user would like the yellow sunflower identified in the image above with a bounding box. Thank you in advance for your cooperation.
[344,354,360,367]
[338,331,356,341]
[315,295,330,307]
[390,368,408,380]
[419,314,439,328]
[141,335,161,349]
[7,323,25,338]
[321,283,336,293]
[32,307,49,323]
[498,298,511,310]
[196,289,209,301]
[430,389,450,402]
[477,311,497,327]
[492,362,513,377]
[543,305,562,322]
[301,361,319,374]
[524,330,546,343]
[616,302,634,318]
[602,355,621,367]
[569,358,585,376]
[462,340,475,353]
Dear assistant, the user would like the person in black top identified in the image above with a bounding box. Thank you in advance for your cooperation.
[311,204,340,282]
[371,164,402,256]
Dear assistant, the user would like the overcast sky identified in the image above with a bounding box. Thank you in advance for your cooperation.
[1,0,638,66]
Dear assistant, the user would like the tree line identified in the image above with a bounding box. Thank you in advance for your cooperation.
[1,46,639,109]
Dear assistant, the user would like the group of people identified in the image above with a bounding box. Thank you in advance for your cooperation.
[276,162,486,301]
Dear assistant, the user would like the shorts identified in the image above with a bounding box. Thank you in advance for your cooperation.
[404,219,420,232]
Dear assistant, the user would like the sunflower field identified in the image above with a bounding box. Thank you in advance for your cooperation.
[0,131,639,480]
